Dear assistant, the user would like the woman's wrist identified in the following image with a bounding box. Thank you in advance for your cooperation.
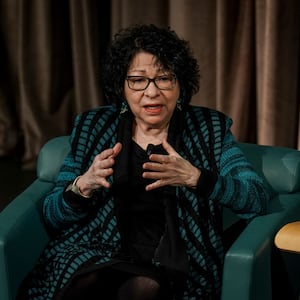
[64,176,94,209]
[194,169,218,197]
[189,168,201,189]
[74,176,94,198]
[65,176,93,199]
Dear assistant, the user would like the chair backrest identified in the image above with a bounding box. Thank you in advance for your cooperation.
[239,143,300,194]
[37,135,70,182]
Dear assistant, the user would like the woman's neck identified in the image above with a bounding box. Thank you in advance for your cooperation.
[132,121,168,150]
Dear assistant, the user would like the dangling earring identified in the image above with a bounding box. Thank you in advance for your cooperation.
[176,98,183,111]
[120,101,128,114]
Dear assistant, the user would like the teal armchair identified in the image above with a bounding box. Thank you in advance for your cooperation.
[0,136,300,300]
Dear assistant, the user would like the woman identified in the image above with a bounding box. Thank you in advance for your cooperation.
[17,24,269,299]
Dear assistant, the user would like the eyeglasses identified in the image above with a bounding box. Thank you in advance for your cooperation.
[126,74,176,91]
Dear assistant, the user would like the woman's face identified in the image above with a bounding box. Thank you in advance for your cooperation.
[124,51,180,130]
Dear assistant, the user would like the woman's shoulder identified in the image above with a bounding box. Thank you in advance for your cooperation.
[80,105,118,118]
[70,105,119,154]
[75,105,119,126]
[71,105,120,142]
[187,105,231,122]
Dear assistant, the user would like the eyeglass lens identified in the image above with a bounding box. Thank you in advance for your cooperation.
[126,75,176,91]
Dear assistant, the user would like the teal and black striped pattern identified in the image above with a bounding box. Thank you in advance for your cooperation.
[23,105,269,299]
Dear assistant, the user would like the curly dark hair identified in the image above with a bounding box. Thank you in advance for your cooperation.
[102,24,200,109]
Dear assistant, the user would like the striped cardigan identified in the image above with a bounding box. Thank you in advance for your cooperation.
[22,105,269,299]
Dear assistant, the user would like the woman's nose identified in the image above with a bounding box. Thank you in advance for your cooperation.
[144,81,160,97]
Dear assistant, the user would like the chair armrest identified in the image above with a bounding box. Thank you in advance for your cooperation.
[221,193,300,300]
[0,179,53,300]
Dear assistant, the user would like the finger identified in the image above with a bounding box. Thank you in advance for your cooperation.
[147,153,180,167]
[147,153,171,164]
[94,166,114,178]
[93,155,114,169]
[143,161,166,171]
[145,178,164,191]
[162,139,180,157]
[98,178,111,189]
[143,158,173,173]
[143,170,166,180]
[98,148,115,160]
[98,143,122,160]
[145,181,160,191]
[145,178,172,191]
[111,142,122,158]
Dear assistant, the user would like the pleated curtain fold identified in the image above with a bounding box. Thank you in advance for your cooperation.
[0,0,299,169]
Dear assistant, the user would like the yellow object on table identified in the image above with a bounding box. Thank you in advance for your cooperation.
[275,221,300,253]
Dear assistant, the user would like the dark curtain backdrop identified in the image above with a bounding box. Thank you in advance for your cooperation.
[0,0,299,169]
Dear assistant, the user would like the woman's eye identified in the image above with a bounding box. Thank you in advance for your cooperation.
[157,76,171,82]
[132,77,146,83]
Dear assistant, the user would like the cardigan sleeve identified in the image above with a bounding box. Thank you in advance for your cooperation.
[42,139,92,232]
[42,111,100,231]
[205,130,270,219]
[42,107,120,232]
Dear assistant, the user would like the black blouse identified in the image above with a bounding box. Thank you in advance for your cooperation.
[117,141,167,263]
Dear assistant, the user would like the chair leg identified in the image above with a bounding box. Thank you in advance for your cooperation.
[280,251,300,300]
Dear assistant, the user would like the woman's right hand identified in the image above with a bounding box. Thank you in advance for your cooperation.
[75,143,122,197]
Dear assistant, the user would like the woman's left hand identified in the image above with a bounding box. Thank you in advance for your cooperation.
[142,139,201,191]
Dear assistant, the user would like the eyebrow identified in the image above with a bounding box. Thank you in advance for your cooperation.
[127,68,169,76]
[128,65,165,72]
[128,69,147,74]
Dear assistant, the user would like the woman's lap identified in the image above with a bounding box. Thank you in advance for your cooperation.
[61,263,172,300]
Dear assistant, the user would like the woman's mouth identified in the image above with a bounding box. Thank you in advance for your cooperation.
[144,105,163,114]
